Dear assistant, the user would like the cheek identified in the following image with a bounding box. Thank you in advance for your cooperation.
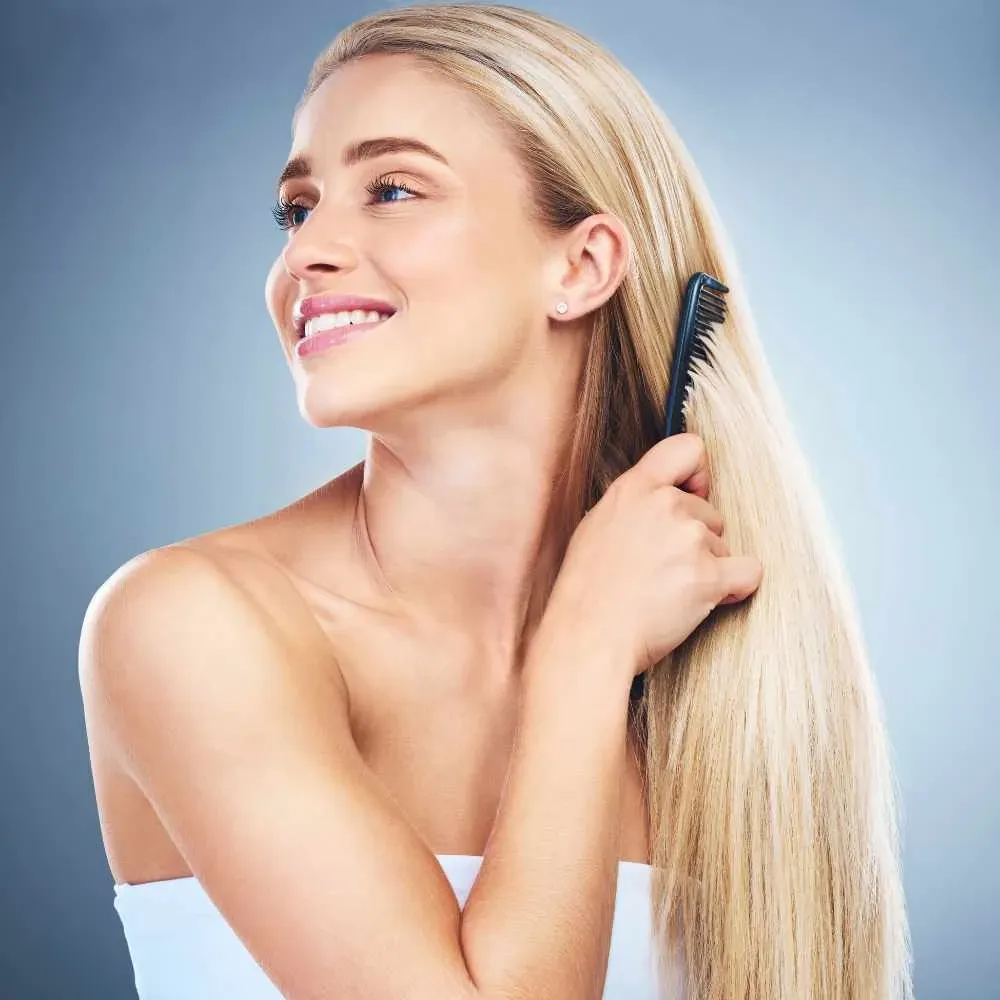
[385,213,522,323]
[264,256,292,323]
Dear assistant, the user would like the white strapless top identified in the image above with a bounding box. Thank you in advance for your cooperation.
[113,853,685,999]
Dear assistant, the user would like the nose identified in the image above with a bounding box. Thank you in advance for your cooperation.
[280,212,360,281]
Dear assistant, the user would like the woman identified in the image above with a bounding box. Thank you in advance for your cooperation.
[79,4,912,999]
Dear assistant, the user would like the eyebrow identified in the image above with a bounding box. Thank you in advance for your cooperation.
[274,136,450,196]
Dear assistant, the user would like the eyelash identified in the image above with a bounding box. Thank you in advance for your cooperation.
[270,173,418,231]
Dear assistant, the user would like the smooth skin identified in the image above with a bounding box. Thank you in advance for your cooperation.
[79,53,760,1000]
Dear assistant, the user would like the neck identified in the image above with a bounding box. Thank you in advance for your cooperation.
[350,375,582,678]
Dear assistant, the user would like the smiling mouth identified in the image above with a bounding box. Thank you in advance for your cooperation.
[298,310,396,341]
[293,313,394,357]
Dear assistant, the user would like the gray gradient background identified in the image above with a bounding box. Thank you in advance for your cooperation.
[1,0,997,997]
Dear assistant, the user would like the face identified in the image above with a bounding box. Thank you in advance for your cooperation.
[265,54,564,433]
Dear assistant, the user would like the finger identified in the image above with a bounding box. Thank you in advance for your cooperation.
[638,433,711,497]
[704,527,730,558]
[716,555,763,604]
[674,490,725,537]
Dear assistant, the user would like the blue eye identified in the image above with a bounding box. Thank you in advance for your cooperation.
[271,198,310,230]
[364,173,417,204]
[271,173,418,231]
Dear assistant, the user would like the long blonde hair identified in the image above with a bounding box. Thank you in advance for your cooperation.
[299,5,912,998]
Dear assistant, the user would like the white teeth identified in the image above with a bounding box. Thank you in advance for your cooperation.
[303,309,390,338]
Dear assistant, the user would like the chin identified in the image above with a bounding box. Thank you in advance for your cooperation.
[294,366,438,433]
[297,383,387,431]
[289,325,512,433]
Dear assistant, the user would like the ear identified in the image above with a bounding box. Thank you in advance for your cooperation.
[545,213,632,320]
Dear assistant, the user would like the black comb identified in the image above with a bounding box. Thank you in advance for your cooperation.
[629,271,730,704]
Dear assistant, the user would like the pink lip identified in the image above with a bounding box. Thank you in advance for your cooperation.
[294,314,392,359]
[292,293,397,338]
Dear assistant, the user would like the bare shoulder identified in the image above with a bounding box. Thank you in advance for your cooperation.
[81,461,365,710]
[77,517,478,999]
[77,508,356,885]
[79,530,354,767]
[83,534,341,669]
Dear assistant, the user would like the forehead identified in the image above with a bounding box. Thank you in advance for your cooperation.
[291,53,517,177]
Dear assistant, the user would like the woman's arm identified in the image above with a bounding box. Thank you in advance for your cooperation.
[79,543,632,1000]
[461,609,633,1000]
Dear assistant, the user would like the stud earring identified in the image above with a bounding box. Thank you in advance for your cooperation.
[555,301,569,315]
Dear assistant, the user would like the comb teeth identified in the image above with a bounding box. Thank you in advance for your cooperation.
[661,271,730,440]
[696,292,726,322]
[692,289,726,361]
[690,337,711,363]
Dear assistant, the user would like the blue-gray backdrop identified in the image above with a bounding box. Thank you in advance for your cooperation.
[1,0,997,997]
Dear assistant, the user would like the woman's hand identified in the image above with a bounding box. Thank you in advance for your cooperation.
[547,433,763,679]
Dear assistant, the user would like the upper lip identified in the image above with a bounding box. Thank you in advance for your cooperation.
[292,294,397,338]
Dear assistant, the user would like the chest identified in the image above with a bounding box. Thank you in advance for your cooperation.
[337,626,650,862]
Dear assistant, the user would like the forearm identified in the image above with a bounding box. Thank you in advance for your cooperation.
[459,610,633,1000]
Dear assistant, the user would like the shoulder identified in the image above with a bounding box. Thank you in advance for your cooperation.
[81,462,361,665]
[78,467,368,741]
[78,531,352,735]
[81,539,299,650]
